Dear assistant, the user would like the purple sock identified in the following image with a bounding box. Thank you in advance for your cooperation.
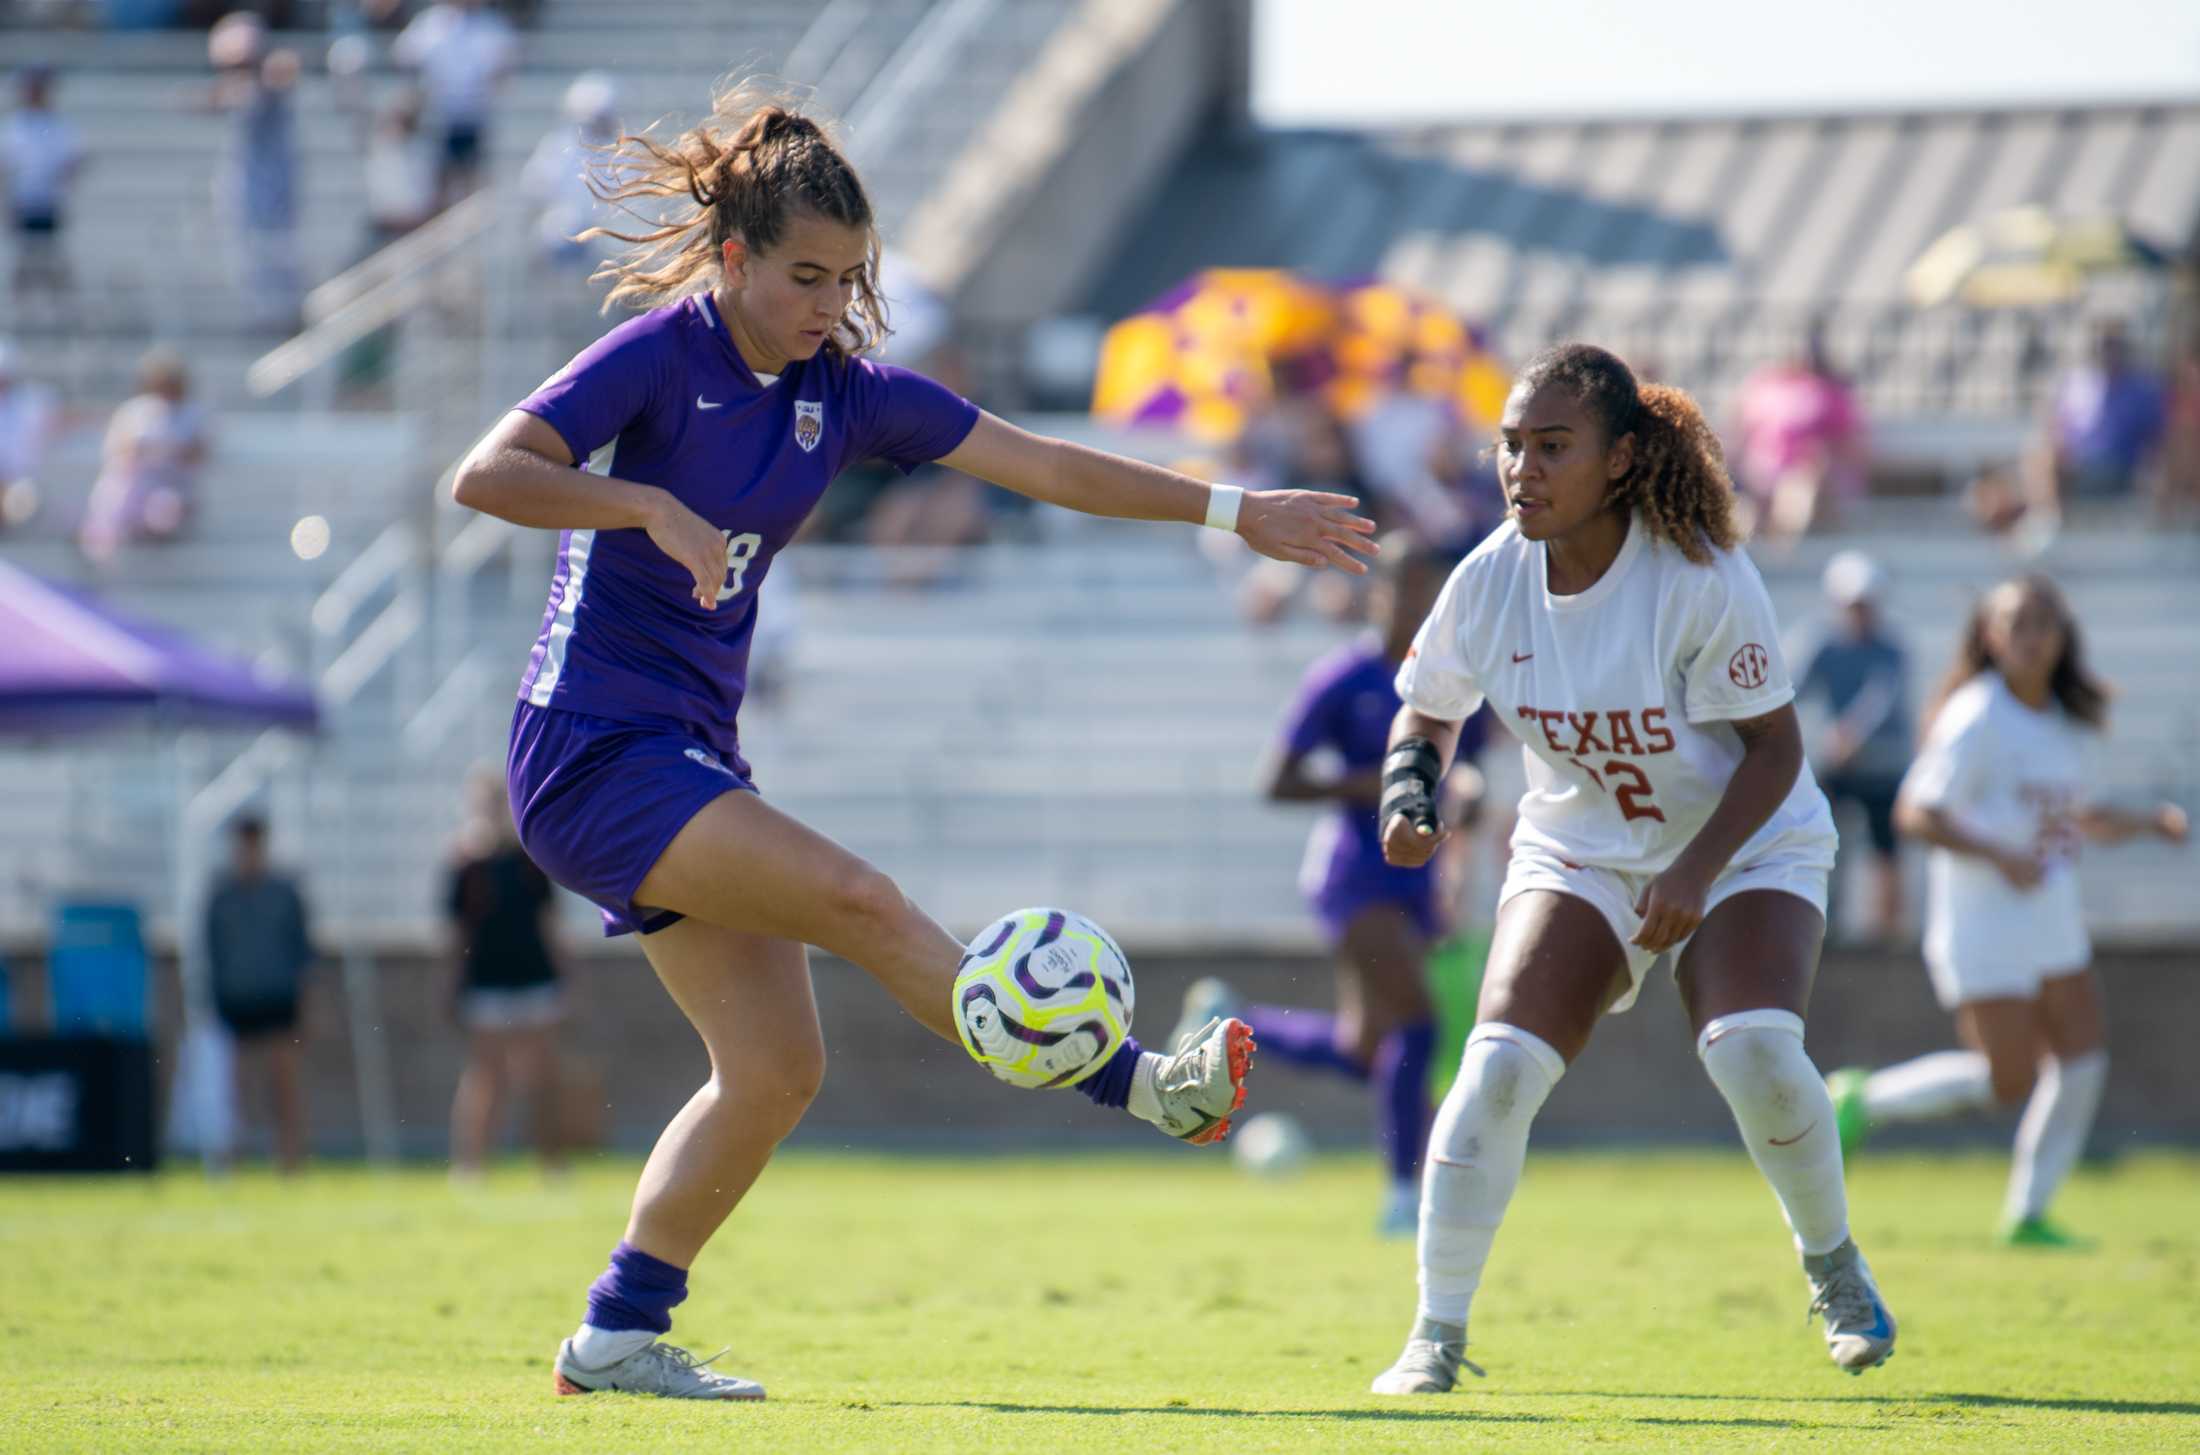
[1374,1021,1437,1186]
[1075,1035,1144,1110]
[583,1241,688,1334]
[1244,1005,1368,1082]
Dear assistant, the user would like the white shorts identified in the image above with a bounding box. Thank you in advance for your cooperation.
[1923,878,2092,1010]
[459,984,564,1032]
[1498,842,1832,1014]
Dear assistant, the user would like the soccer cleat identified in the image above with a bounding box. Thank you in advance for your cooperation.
[1826,1067,1873,1156]
[1370,1317,1484,1395]
[1168,976,1245,1056]
[2000,1215,2094,1250]
[1802,1238,1897,1374]
[553,1338,766,1401]
[1145,1016,1254,1144]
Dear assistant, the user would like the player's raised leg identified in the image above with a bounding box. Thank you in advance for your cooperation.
[1680,890,1894,1374]
[632,788,1251,1141]
[554,918,818,1400]
[1372,889,1622,1394]
[1826,996,2030,1154]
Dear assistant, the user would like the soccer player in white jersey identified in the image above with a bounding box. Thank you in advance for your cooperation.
[449,85,1376,1401]
[1366,344,1895,1394]
[1827,576,2186,1246]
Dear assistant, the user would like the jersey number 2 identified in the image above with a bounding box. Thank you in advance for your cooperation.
[1603,760,1666,823]
[716,532,762,602]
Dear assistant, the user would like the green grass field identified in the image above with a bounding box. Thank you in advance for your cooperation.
[4,1150,2195,1453]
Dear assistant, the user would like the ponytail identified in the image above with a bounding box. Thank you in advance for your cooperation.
[579,80,889,356]
[1511,344,1740,563]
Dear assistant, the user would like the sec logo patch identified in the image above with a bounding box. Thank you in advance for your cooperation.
[1727,643,1770,689]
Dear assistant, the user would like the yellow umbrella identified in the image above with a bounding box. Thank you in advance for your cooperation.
[1905,207,2171,308]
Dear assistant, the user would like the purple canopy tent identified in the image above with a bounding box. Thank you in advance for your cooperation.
[0,558,318,733]
[0,556,325,1165]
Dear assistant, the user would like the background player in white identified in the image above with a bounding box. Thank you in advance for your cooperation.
[452,86,1376,1401]
[1827,576,2187,1245]
[1365,344,1894,1394]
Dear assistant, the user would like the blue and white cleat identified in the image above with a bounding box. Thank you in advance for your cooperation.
[1803,1238,1897,1374]
[1168,976,1245,1056]
[554,1338,765,1401]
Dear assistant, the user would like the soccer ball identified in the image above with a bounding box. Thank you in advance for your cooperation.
[1231,1112,1311,1178]
[952,907,1134,1089]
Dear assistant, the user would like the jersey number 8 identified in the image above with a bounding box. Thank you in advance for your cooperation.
[717,531,763,602]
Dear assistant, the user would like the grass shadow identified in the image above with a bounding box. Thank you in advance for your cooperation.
[910,1401,1891,1431]
[1558,1390,2199,1418]
[1926,1393,2200,1418]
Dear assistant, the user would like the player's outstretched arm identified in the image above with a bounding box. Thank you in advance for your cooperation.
[1380,707,1466,868]
[938,411,1377,572]
[2074,800,2189,846]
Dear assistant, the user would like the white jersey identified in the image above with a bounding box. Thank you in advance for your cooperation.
[1396,515,1834,877]
[1901,672,2092,990]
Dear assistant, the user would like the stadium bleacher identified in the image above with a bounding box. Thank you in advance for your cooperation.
[1,1,2194,954]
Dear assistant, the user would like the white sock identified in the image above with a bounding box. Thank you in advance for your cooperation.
[1863,1050,1994,1123]
[1699,1010,1851,1257]
[1126,1052,1166,1124]
[569,1323,655,1369]
[1416,1023,1565,1328]
[2005,1049,2108,1224]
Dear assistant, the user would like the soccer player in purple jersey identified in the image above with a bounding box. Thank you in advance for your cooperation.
[447,87,1377,1402]
[1171,535,1487,1235]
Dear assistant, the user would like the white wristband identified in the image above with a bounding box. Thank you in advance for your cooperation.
[1203,484,1244,533]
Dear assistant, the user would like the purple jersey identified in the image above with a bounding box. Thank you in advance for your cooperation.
[1281,637,1486,933]
[513,293,977,747]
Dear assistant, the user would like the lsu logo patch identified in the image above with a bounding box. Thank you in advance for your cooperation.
[1727,643,1770,690]
[793,400,823,454]
[682,746,738,779]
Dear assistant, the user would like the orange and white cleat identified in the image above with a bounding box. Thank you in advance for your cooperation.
[1141,1016,1255,1144]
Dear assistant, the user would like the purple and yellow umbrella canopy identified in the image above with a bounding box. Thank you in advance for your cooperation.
[1093,269,1511,442]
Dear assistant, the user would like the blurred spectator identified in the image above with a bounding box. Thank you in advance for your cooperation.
[363,86,437,252]
[209,18,305,335]
[205,814,316,1174]
[2026,319,2167,520]
[0,340,58,531]
[1241,404,1371,625]
[1795,551,1911,943]
[1393,422,1503,556]
[520,72,619,273]
[2160,333,2200,529]
[79,349,209,564]
[392,0,519,212]
[1732,324,1869,547]
[446,768,567,1178]
[3,65,84,317]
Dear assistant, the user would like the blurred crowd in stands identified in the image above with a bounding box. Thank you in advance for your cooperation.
[3,1,2198,572]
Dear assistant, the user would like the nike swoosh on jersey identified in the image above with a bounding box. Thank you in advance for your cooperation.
[696,396,724,411]
[1512,651,1534,662]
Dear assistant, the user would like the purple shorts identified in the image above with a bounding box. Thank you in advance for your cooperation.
[507,702,753,937]
[1308,860,1441,945]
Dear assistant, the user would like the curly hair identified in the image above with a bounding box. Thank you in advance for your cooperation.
[1511,343,1740,564]
[578,80,888,357]
[1925,574,2109,733]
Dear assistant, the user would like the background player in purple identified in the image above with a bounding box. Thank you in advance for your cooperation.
[1172,535,1485,1234]
[447,86,1377,1402]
